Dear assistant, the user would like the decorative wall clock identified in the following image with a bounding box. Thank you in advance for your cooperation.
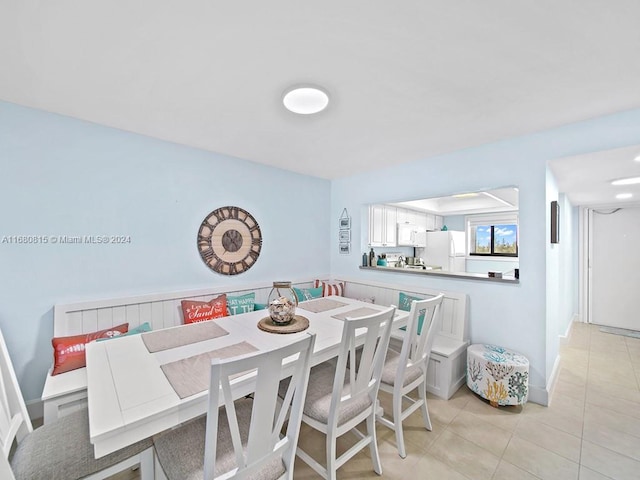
[197,206,262,275]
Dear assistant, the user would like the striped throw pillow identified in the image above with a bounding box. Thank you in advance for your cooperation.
[313,280,345,297]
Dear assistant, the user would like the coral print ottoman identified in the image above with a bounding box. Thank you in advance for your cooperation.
[466,344,529,407]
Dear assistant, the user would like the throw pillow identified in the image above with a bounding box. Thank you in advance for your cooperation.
[398,292,427,335]
[96,322,152,341]
[313,280,345,297]
[52,323,129,375]
[181,294,228,324]
[226,292,256,315]
[293,286,324,302]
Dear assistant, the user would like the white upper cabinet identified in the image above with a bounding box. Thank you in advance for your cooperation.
[425,214,444,231]
[426,214,435,231]
[369,205,397,247]
[397,208,427,229]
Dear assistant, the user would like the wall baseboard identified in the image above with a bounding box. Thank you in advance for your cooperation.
[544,355,562,406]
[528,384,549,406]
[559,314,580,346]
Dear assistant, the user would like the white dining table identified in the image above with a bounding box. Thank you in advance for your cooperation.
[85,296,407,458]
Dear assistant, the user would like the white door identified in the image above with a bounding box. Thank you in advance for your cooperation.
[590,206,640,331]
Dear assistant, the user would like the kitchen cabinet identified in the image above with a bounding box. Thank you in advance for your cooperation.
[369,205,396,247]
[425,214,444,231]
[397,207,428,230]
[415,212,428,231]
[426,214,435,231]
[395,207,409,224]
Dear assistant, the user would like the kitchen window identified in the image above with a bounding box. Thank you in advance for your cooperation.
[467,214,518,257]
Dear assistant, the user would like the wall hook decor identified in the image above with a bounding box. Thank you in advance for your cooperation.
[339,208,351,254]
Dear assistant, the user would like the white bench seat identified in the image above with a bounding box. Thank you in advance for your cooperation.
[40,281,312,424]
[41,367,89,424]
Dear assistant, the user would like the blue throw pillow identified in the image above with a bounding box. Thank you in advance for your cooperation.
[227,292,256,315]
[293,286,324,303]
[398,292,426,334]
[96,322,151,341]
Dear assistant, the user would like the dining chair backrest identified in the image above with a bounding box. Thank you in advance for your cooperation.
[0,329,32,462]
[204,332,316,480]
[399,294,444,377]
[329,306,395,431]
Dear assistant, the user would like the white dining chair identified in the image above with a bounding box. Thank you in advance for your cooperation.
[153,332,316,480]
[294,306,395,480]
[0,328,154,480]
[376,294,444,458]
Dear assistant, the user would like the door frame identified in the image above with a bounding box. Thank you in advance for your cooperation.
[580,204,640,327]
[579,207,593,324]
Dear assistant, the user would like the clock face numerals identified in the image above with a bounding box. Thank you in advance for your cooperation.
[197,206,262,275]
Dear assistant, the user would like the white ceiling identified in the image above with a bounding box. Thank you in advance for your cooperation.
[2,1,640,197]
[549,144,640,208]
[392,187,519,216]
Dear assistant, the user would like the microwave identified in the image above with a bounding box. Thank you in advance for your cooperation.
[397,223,426,247]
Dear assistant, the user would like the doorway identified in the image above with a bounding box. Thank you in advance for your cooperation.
[586,206,640,331]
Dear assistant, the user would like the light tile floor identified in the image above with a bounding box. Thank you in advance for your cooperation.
[111,322,640,480]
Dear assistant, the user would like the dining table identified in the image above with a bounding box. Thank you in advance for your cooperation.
[85,296,408,458]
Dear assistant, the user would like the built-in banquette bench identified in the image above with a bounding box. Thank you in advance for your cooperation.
[41,278,468,424]
[41,281,304,424]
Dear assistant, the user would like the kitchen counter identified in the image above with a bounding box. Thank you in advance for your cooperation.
[359,265,519,283]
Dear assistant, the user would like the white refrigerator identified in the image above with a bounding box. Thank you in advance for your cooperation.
[419,231,466,272]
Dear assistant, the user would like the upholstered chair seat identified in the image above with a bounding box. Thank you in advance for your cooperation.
[380,348,423,387]
[154,399,285,480]
[10,408,152,480]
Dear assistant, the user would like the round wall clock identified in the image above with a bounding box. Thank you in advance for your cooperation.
[197,206,262,275]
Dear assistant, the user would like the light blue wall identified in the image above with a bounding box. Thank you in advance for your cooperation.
[442,215,465,231]
[332,108,640,397]
[4,99,640,406]
[0,101,331,403]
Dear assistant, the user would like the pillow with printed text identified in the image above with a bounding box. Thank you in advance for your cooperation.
[52,323,129,375]
[181,294,228,324]
[226,292,256,315]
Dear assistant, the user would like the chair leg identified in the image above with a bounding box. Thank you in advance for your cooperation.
[391,391,407,458]
[367,413,382,475]
[418,384,432,431]
[326,432,338,480]
[139,448,155,480]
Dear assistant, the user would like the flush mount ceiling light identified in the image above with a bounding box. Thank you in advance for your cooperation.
[452,192,479,198]
[611,176,640,186]
[616,193,633,199]
[282,86,329,115]
[634,154,640,162]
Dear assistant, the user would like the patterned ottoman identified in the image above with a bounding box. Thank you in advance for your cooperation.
[466,344,529,407]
